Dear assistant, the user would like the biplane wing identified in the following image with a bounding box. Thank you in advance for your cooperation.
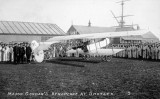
[32,30,149,62]
[46,30,148,41]
[35,30,148,51]
[33,41,59,52]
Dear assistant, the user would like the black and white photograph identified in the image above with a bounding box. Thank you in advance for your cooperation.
[0,0,160,98]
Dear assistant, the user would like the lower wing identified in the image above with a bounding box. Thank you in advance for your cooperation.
[88,48,124,56]
[33,41,59,53]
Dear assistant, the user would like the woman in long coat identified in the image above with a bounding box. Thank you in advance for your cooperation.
[2,44,5,62]
[0,44,2,62]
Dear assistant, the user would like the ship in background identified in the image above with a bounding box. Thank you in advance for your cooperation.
[110,0,139,31]
[67,0,159,44]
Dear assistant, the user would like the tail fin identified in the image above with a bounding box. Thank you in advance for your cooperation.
[31,40,39,51]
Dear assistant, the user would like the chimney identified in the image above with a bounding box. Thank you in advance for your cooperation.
[137,25,140,30]
[88,20,91,27]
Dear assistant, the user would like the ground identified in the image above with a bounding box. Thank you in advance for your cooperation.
[0,58,160,99]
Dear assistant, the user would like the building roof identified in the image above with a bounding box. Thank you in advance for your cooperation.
[142,31,158,39]
[68,25,137,35]
[121,35,143,40]
[0,21,65,35]
[69,25,116,34]
[116,27,135,31]
[121,31,159,41]
[68,25,159,40]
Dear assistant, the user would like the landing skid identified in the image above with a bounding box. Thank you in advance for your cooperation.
[82,54,90,60]
[101,55,112,62]
[82,54,112,62]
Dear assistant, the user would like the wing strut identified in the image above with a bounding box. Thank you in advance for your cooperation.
[94,39,98,54]
[110,37,114,55]
[106,38,108,49]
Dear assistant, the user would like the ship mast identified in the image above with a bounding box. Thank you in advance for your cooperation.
[116,0,132,28]
[121,0,125,28]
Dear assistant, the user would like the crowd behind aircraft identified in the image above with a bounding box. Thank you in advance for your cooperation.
[113,43,160,60]
[1,41,160,64]
[0,30,156,63]
[43,42,160,61]
[34,30,150,62]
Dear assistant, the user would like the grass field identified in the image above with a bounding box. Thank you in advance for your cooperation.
[0,58,160,99]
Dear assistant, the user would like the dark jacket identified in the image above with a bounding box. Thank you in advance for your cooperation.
[13,46,19,55]
[19,47,25,55]
[26,46,32,55]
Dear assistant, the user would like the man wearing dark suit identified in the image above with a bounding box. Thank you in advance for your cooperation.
[13,43,19,64]
[19,43,25,64]
[16,44,20,64]
[82,41,89,52]
[26,43,32,63]
[23,43,27,63]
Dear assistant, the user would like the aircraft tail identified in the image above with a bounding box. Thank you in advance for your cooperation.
[31,40,40,51]
[89,48,124,56]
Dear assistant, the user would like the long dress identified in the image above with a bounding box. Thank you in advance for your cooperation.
[0,46,2,62]
[146,46,150,59]
[158,46,160,60]
[2,47,5,62]
[143,46,146,59]
[155,47,158,60]
[151,47,154,60]
[128,47,131,58]
[4,46,8,62]
[9,47,14,62]
[6,46,10,62]
[138,47,141,59]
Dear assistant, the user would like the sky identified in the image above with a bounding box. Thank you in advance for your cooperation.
[0,0,160,38]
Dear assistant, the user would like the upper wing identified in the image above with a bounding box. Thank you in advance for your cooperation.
[33,41,59,53]
[46,30,149,41]
[34,30,149,52]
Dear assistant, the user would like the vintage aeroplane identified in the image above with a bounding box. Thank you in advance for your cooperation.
[31,30,148,63]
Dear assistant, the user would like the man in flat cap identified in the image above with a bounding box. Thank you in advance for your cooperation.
[19,43,25,64]
[13,43,19,64]
[26,43,32,63]
[0,42,2,62]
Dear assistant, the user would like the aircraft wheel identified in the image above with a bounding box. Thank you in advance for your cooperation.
[106,55,112,62]
[102,55,112,62]
[34,50,44,63]
[101,56,105,61]
[82,55,86,60]
[83,55,90,60]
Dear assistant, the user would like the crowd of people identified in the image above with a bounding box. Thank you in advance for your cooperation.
[45,40,160,61]
[112,43,160,60]
[44,42,69,60]
[46,41,160,61]
[45,40,89,59]
[0,42,32,64]
[1,40,160,63]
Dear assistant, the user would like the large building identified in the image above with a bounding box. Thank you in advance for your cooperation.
[67,0,159,45]
[67,24,159,44]
[0,21,65,43]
